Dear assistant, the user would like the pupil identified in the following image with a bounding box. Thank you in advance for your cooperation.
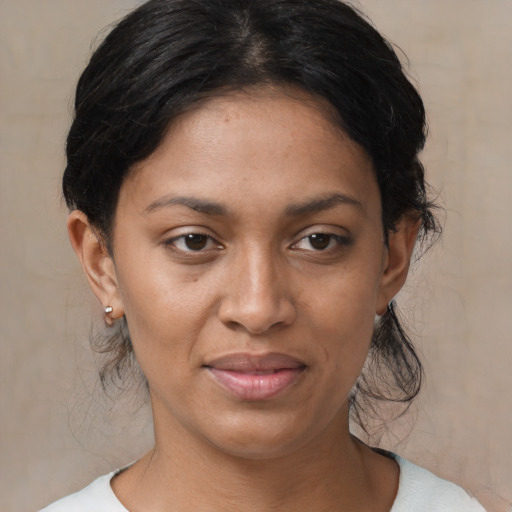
[185,234,207,250]
[309,233,330,250]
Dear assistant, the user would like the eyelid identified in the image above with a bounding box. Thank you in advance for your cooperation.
[160,225,351,254]
[162,228,224,253]
[290,226,353,251]
[293,234,350,250]
[293,224,351,240]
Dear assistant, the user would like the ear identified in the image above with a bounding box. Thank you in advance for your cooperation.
[376,215,421,316]
[67,210,124,323]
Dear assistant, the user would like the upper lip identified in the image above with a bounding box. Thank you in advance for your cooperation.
[205,352,306,372]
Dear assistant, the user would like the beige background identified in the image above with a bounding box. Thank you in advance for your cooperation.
[1,1,511,511]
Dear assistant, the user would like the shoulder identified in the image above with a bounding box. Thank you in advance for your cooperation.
[39,471,128,512]
[391,455,486,512]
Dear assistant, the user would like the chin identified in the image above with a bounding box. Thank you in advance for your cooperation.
[200,408,336,461]
[209,434,307,461]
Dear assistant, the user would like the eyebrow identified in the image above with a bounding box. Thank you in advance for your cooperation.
[284,193,364,217]
[144,192,363,217]
[145,195,227,215]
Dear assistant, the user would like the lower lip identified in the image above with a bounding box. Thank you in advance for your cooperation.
[208,367,304,401]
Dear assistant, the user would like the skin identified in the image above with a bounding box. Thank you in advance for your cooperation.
[69,88,419,511]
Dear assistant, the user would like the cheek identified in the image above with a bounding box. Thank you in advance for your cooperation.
[113,251,216,364]
[313,263,381,328]
[305,264,381,372]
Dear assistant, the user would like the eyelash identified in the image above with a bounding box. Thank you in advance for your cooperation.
[164,232,223,253]
[291,232,352,252]
[163,230,351,255]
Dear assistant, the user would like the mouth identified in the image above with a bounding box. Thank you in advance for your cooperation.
[204,352,307,401]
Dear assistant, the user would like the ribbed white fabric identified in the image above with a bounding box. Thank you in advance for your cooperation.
[390,455,485,511]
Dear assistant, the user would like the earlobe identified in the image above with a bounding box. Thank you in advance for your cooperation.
[67,211,124,320]
[376,216,421,316]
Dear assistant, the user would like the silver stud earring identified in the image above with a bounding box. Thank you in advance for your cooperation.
[104,306,113,314]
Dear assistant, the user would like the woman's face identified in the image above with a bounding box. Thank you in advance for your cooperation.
[87,89,410,458]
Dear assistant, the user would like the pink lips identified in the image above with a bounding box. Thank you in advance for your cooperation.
[205,353,306,401]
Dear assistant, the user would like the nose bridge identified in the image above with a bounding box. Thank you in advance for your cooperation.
[245,242,276,299]
[219,241,295,334]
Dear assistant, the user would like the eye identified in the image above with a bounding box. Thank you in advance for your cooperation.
[293,232,349,251]
[166,233,221,252]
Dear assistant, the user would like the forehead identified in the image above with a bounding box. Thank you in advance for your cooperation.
[120,88,379,219]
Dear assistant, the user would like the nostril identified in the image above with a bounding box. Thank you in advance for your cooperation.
[219,297,296,335]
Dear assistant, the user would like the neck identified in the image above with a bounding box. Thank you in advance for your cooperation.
[112,403,398,511]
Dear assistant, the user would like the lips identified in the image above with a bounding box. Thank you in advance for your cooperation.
[205,353,306,401]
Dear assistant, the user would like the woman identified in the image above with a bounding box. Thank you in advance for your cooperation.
[41,0,486,510]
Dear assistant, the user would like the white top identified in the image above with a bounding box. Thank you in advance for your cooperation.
[40,454,486,511]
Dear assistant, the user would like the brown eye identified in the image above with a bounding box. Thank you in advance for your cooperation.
[184,234,209,251]
[167,232,221,253]
[292,232,351,253]
[308,233,332,250]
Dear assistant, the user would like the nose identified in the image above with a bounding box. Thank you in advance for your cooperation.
[218,245,296,335]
